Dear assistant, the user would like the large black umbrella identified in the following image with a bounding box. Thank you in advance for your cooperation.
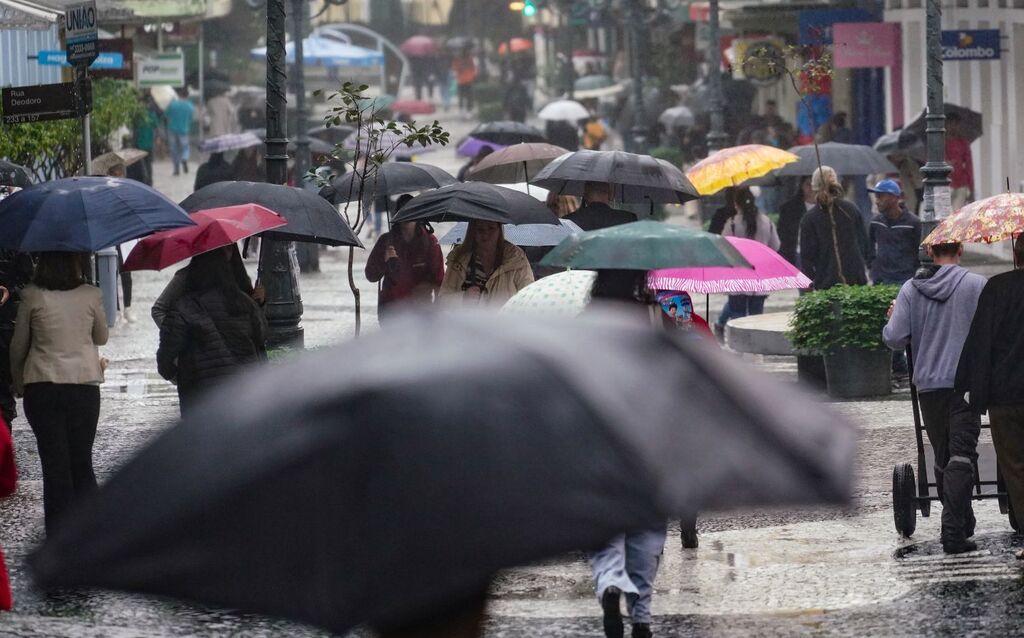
[904,103,982,144]
[308,124,356,145]
[775,142,897,177]
[467,121,546,146]
[873,129,926,164]
[321,162,456,205]
[0,159,32,188]
[391,182,559,225]
[31,310,854,635]
[181,181,362,247]
[532,150,700,204]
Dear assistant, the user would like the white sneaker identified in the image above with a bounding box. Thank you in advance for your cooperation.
[123,307,135,323]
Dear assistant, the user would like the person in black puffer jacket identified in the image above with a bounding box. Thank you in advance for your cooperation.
[157,248,267,414]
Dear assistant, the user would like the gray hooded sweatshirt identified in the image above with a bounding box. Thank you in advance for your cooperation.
[882,265,987,392]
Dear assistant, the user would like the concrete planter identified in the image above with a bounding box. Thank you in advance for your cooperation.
[823,348,891,399]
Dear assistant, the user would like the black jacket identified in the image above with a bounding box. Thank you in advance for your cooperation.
[157,286,267,405]
[194,157,235,191]
[777,194,810,265]
[868,208,921,284]
[956,270,1024,413]
[566,202,637,232]
[798,199,869,290]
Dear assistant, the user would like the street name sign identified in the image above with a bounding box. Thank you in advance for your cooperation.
[38,50,124,70]
[64,1,99,66]
[942,29,1001,61]
[1,82,84,125]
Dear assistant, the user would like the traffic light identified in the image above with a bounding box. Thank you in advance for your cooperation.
[523,0,537,16]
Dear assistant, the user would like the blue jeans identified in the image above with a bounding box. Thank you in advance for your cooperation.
[168,132,190,167]
[717,294,767,327]
[591,526,667,624]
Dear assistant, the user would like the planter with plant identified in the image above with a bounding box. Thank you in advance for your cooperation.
[789,284,900,398]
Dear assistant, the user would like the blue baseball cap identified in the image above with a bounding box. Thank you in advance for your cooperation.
[868,179,902,195]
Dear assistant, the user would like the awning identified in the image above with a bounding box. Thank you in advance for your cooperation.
[0,0,136,28]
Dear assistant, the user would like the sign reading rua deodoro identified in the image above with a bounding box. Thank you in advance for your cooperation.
[1,82,90,125]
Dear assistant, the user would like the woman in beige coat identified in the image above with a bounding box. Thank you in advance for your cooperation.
[439,220,534,305]
[10,252,107,534]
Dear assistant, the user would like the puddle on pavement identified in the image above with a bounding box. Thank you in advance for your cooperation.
[102,370,178,398]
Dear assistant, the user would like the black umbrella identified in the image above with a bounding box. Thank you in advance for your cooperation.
[775,142,897,177]
[31,309,854,635]
[287,137,335,156]
[181,181,362,247]
[873,129,926,164]
[307,125,355,145]
[904,103,982,144]
[467,121,546,146]
[322,162,456,205]
[391,182,559,225]
[532,150,700,204]
[0,159,32,188]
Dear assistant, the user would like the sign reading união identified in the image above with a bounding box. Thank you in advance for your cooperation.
[941,29,1001,61]
[64,1,99,66]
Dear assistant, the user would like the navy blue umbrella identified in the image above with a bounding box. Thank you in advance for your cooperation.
[0,177,195,252]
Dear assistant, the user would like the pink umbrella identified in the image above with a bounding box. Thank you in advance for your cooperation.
[391,99,436,116]
[400,35,440,58]
[647,236,810,295]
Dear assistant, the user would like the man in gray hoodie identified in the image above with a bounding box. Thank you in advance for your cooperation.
[883,242,987,553]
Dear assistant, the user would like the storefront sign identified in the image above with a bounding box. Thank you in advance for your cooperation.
[799,8,875,46]
[942,29,1000,61]
[38,50,124,69]
[832,23,901,68]
[137,52,185,87]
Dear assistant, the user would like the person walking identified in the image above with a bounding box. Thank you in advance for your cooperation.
[151,245,262,329]
[566,182,637,231]
[0,250,33,424]
[194,152,235,191]
[0,414,13,611]
[165,88,195,176]
[203,92,239,138]
[502,74,530,123]
[439,220,534,305]
[9,252,107,534]
[452,48,477,115]
[777,177,815,267]
[799,166,869,290]
[883,241,987,552]
[945,112,974,210]
[582,115,608,151]
[157,248,267,414]
[715,188,780,333]
[867,179,921,285]
[956,234,1024,531]
[128,93,161,186]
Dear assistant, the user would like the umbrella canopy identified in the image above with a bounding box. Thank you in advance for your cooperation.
[541,220,751,271]
[648,236,811,295]
[922,193,1024,246]
[775,142,897,177]
[343,129,437,159]
[465,143,568,184]
[399,35,439,58]
[905,103,982,144]
[0,177,195,252]
[308,124,356,145]
[391,99,436,116]
[288,137,335,156]
[391,182,559,226]
[250,36,384,68]
[873,129,926,164]
[0,160,32,188]
[497,37,533,55]
[30,309,854,636]
[198,132,263,154]
[440,218,582,246]
[502,269,597,317]
[456,136,506,158]
[467,121,546,146]
[322,163,456,205]
[685,145,799,196]
[538,100,590,123]
[123,204,286,272]
[181,182,362,248]
[658,106,695,131]
[532,150,700,204]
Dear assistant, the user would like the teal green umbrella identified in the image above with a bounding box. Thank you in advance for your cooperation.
[540,220,751,271]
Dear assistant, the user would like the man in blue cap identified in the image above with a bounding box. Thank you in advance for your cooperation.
[867,179,921,285]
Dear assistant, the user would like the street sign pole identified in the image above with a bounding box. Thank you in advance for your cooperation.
[64,0,98,175]
[77,66,92,175]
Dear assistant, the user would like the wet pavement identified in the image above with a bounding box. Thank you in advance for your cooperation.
[4,115,1024,637]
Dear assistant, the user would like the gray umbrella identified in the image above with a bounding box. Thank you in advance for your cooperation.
[392,181,559,225]
[322,162,456,205]
[532,150,700,204]
[873,129,926,164]
[31,309,854,636]
[0,159,32,188]
[465,142,568,184]
[775,142,898,177]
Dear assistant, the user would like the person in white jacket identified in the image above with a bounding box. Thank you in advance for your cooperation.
[715,188,781,332]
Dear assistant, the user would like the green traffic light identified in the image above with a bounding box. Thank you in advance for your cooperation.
[523,0,536,16]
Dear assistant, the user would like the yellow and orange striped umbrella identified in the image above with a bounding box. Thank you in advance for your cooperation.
[685,144,799,196]
[922,193,1024,245]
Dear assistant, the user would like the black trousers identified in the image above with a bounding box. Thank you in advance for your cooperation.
[23,383,100,534]
[0,325,14,423]
[919,389,980,543]
[989,404,1024,531]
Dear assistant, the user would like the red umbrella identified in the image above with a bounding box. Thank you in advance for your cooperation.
[400,35,440,58]
[123,204,286,271]
[498,38,533,55]
[391,99,436,116]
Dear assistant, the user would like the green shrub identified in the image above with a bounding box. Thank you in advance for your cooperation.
[476,101,505,123]
[788,284,899,354]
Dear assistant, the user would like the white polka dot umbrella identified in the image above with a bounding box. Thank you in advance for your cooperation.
[502,269,597,317]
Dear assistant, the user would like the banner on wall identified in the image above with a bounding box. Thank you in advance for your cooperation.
[833,23,901,68]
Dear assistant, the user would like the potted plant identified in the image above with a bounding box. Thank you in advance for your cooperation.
[789,284,900,398]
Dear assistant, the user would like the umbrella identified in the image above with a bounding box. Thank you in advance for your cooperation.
[467,121,546,146]
[0,160,32,188]
[648,236,812,295]
[288,137,335,156]
[922,193,1024,246]
[399,35,439,58]
[0,177,195,252]
[90,149,148,175]
[391,100,436,116]
[391,182,560,225]
[30,309,855,636]
[538,100,590,123]
[440,218,583,246]
[308,124,356,145]
[343,129,437,159]
[149,85,176,111]
[873,129,926,164]
[497,38,533,55]
[198,132,263,154]
[456,137,506,158]
[685,145,800,196]
[446,36,473,50]
[123,205,287,272]
[465,143,568,184]
[904,103,983,144]
[322,163,456,205]
[532,150,700,204]
[250,36,384,68]
[658,106,695,131]
[181,181,362,247]
[502,269,597,317]
[775,142,897,177]
[540,220,751,271]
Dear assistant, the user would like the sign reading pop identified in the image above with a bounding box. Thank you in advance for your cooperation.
[942,29,1000,61]
[137,52,185,87]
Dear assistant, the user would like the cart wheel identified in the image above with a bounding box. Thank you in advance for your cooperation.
[893,463,917,538]
[1009,499,1020,533]
[681,514,699,549]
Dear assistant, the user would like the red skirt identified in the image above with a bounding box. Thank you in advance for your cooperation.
[0,546,10,611]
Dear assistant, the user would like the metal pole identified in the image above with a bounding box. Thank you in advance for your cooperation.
[77,66,92,175]
[919,0,952,267]
[197,22,205,143]
[261,0,304,347]
[626,0,646,153]
[292,0,319,273]
[560,0,574,99]
[705,0,728,153]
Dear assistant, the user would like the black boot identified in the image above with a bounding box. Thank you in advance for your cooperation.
[632,623,652,638]
[172,163,180,176]
[182,161,189,174]
[942,538,978,554]
[601,587,623,638]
